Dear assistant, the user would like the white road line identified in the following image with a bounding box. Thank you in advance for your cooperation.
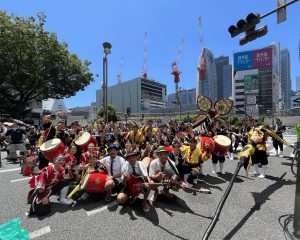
[86,201,118,216]
[290,151,295,158]
[10,177,31,183]
[29,226,51,239]
[0,167,21,173]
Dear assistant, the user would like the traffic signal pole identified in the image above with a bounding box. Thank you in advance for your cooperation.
[260,0,299,19]
[228,0,299,45]
[294,142,300,238]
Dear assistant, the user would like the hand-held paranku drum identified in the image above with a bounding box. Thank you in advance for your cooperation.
[75,132,97,150]
[213,135,231,156]
[80,173,107,193]
[198,137,215,153]
[40,138,65,162]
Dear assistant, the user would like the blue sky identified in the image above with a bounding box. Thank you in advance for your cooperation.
[0,0,299,108]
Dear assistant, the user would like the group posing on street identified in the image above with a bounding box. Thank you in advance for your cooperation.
[0,113,287,216]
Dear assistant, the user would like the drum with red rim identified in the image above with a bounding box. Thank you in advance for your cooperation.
[75,132,97,150]
[40,138,65,162]
[213,135,231,156]
[81,173,107,193]
[198,137,215,154]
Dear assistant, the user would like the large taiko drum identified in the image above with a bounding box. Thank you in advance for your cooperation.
[40,138,65,162]
[75,132,97,150]
[198,137,215,154]
[81,173,107,193]
[213,135,231,156]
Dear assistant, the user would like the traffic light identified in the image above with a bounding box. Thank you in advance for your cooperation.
[256,96,259,104]
[228,13,268,45]
[127,107,131,116]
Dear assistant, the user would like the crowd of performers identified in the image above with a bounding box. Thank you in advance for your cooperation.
[0,113,287,216]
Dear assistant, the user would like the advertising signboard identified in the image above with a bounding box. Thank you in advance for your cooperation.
[234,51,252,71]
[252,48,272,69]
[244,75,259,95]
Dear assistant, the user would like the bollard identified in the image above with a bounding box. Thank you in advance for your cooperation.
[293,142,300,238]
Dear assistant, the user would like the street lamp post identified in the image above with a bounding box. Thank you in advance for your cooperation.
[102,42,112,124]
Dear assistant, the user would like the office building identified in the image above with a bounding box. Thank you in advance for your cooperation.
[96,77,167,114]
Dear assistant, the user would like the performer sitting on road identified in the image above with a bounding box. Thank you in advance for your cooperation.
[117,151,150,212]
[149,146,188,201]
[101,143,126,202]
[27,154,73,216]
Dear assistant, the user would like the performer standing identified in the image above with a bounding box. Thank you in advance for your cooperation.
[117,151,150,212]
[273,118,286,157]
[27,154,73,216]
[248,119,269,178]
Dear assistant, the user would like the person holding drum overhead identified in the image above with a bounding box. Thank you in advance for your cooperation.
[117,151,151,212]
[27,154,74,216]
[100,143,126,202]
[211,121,232,175]
[38,113,68,169]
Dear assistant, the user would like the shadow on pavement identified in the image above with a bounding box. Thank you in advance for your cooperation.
[201,174,226,185]
[217,172,244,183]
[223,172,294,240]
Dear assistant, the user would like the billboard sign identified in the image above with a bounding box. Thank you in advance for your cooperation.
[234,51,252,71]
[252,48,272,69]
[244,75,259,95]
[246,96,256,105]
[291,96,300,107]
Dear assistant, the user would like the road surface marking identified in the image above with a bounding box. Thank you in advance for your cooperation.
[10,177,31,182]
[0,167,21,173]
[29,226,51,239]
[86,201,118,216]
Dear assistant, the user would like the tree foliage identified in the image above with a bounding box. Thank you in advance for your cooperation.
[0,11,93,118]
[97,104,119,122]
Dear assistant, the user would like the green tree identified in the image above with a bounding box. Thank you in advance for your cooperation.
[97,104,119,122]
[0,11,93,118]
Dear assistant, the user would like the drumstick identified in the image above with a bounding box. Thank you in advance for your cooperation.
[184,186,212,194]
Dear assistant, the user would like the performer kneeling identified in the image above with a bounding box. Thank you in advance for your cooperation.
[79,153,108,200]
[117,151,150,212]
[27,154,73,216]
[149,146,188,201]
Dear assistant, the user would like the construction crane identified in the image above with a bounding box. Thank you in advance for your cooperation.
[197,16,206,96]
[141,32,148,80]
[171,39,184,118]
[117,56,124,84]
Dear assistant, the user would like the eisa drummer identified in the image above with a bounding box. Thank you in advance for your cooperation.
[117,151,150,212]
[100,143,126,202]
[27,154,74,216]
[80,143,101,167]
[79,153,108,201]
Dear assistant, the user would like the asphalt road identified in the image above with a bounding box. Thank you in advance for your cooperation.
[0,134,298,240]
